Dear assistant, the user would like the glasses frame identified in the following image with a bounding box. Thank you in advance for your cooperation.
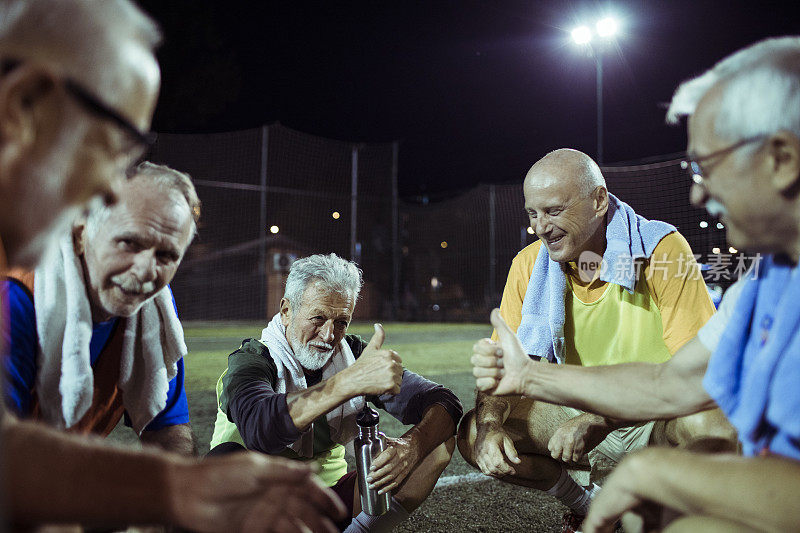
[680,135,769,186]
[0,59,156,148]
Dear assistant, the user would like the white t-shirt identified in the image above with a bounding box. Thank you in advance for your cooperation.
[697,279,746,351]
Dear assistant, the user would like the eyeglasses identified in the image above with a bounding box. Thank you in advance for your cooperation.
[680,135,768,186]
[0,59,156,148]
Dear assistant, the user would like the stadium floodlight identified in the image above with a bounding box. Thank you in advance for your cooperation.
[270,225,279,234]
[729,247,738,254]
[712,247,721,254]
[527,226,535,234]
[699,221,709,228]
[596,17,618,38]
[440,241,448,249]
[716,222,725,229]
[332,211,340,220]
[571,26,592,45]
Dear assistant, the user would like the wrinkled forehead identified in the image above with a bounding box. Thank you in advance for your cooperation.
[104,184,192,242]
[297,282,356,315]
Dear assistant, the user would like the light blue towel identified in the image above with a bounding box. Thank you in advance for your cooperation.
[703,256,800,459]
[517,193,675,363]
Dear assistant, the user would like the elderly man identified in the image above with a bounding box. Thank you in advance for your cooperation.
[3,161,197,453]
[457,148,736,529]
[472,36,800,533]
[0,0,344,531]
[210,253,462,532]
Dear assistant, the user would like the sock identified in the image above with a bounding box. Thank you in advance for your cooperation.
[544,467,595,516]
[343,496,410,533]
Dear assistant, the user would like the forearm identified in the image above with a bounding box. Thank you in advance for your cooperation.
[140,423,196,455]
[521,361,706,420]
[286,373,351,431]
[623,448,800,533]
[401,403,455,460]
[475,391,513,427]
[4,416,180,527]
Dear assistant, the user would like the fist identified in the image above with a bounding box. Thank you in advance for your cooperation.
[345,324,403,396]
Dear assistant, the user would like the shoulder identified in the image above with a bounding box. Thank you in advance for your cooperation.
[2,277,35,321]
[345,334,366,358]
[651,231,693,258]
[510,240,542,275]
[228,338,278,375]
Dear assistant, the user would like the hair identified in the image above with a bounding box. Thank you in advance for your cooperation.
[666,37,800,150]
[85,161,201,238]
[0,0,162,106]
[284,253,363,308]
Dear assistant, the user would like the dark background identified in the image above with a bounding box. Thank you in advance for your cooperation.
[137,0,800,197]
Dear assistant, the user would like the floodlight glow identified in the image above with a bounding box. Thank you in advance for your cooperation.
[699,221,709,229]
[596,17,618,38]
[527,226,534,234]
[712,247,721,254]
[332,211,340,219]
[269,225,279,234]
[729,247,738,254]
[716,222,725,229]
[440,241,448,249]
[571,26,592,45]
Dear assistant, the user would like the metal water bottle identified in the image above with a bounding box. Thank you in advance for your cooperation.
[355,405,391,515]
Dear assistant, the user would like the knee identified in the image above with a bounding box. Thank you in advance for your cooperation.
[456,409,477,466]
[674,410,738,452]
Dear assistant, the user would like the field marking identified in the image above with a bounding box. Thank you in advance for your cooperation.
[435,471,493,488]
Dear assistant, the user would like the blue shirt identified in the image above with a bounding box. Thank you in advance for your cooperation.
[1,279,189,431]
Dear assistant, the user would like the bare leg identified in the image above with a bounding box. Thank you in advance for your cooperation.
[663,515,754,533]
[653,408,738,453]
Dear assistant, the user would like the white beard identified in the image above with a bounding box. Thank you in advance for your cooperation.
[288,330,335,371]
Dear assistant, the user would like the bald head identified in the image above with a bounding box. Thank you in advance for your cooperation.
[524,149,606,196]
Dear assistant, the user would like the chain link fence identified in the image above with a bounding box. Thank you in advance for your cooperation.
[149,126,730,322]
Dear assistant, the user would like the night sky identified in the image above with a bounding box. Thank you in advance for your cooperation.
[138,1,800,197]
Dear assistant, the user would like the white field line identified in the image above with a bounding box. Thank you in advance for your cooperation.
[434,471,493,489]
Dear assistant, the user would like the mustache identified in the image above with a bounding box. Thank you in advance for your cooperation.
[112,274,155,294]
[308,341,334,352]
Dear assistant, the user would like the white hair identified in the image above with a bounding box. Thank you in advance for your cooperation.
[666,37,800,147]
[0,0,161,107]
[284,253,363,307]
[85,162,201,239]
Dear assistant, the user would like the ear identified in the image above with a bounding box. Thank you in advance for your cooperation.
[279,298,292,327]
[594,186,609,216]
[0,64,59,150]
[766,131,800,196]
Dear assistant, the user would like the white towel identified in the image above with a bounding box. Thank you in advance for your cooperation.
[260,313,364,457]
[33,234,187,435]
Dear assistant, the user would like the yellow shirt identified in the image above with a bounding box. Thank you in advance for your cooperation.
[494,232,714,364]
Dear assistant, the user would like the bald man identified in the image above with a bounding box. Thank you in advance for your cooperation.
[457,149,736,530]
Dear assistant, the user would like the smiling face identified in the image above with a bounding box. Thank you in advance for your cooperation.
[280,281,355,371]
[523,160,608,263]
[79,176,193,321]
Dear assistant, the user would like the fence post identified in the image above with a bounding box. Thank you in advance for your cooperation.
[488,184,497,303]
[391,141,400,320]
[259,125,269,319]
[350,145,359,263]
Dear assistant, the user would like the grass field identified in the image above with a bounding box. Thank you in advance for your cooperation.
[109,321,569,532]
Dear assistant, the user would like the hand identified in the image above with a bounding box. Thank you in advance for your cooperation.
[472,309,536,395]
[473,423,521,477]
[340,324,403,397]
[172,451,347,533]
[367,436,420,494]
[582,452,657,533]
[547,413,613,465]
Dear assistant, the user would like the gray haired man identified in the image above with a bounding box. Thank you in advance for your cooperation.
[211,253,463,532]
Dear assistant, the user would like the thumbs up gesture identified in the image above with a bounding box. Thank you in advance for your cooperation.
[340,324,403,397]
[472,309,536,396]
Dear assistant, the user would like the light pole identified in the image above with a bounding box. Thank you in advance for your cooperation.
[571,16,619,165]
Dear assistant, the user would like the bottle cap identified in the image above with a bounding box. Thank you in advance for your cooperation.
[356,405,380,427]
